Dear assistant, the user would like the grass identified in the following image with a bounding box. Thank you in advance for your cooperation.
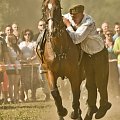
[0,84,120,120]
[0,101,54,120]
[0,100,120,120]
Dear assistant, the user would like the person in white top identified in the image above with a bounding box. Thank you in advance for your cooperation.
[63,5,111,120]
[7,34,22,103]
[19,29,39,101]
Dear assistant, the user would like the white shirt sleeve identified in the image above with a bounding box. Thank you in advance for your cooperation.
[67,24,92,44]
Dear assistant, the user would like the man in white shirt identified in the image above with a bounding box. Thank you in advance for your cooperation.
[33,20,51,101]
[63,5,111,120]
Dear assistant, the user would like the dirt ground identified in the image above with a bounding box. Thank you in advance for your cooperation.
[46,92,120,120]
[45,79,120,120]
[43,96,120,120]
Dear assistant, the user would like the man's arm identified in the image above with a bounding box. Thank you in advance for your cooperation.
[63,17,92,44]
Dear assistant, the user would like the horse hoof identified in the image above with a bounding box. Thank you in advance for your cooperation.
[62,107,68,117]
[59,116,65,120]
[58,107,68,117]
[70,111,78,119]
[70,110,83,120]
[72,116,83,120]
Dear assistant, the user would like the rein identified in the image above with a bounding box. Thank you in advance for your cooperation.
[36,29,47,63]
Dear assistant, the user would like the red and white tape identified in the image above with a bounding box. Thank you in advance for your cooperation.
[0,63,40,67]
[0,59,118,68]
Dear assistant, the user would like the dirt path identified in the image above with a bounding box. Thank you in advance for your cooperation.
[44,82,120,120]
[36,78,120,120]
[46,95,120,120]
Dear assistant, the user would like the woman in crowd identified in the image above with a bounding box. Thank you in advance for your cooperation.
[19,29,39,101]
[4,25,13,44]
[6,34,22,103]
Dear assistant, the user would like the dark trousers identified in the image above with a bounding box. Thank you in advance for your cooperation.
[83,48,109,107]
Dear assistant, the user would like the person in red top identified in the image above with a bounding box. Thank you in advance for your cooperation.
[0,35,10,104]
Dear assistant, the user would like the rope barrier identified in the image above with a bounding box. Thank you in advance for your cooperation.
[109,59,117,62]
[0,59,118,67]
[0,63,40,67]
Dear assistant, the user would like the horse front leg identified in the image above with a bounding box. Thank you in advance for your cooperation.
[70,75,83,120]
[47,70,68,119]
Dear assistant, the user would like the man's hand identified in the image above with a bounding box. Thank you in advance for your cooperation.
[63,17,71,27]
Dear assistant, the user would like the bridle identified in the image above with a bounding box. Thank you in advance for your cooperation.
[42,0,64,36]
[36,0,70,62]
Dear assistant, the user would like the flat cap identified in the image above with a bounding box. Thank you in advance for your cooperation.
[70,5,84,14]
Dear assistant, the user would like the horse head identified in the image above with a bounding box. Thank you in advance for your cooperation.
[42,0,63,36]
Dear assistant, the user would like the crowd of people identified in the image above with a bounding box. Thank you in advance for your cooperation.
[0,5,120,120]
[97,21,120,99]
[0,20,51,104]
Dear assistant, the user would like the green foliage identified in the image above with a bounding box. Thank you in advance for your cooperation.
[0,0,119,30]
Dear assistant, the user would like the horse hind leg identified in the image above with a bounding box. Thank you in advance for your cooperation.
[51,88,68,117]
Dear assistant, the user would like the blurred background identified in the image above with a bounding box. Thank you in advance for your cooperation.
[0,0,119,31]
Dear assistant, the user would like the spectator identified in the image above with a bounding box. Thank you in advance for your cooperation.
[104,30,114,56]
[33,19,46,42]
[12,23,22,44]
[4,25,13,44]
[6,34,22,103]
[34,19,51,101]
[101,22,110,39]
[0,30,6,39]
[0,34,10,104]
[113,22,120,41]
[96,27,102,35]
[113,37,120,97]
[19,29,39,101]
[104,30,120,98]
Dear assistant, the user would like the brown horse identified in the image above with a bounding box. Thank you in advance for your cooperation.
[36,0,84,119]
